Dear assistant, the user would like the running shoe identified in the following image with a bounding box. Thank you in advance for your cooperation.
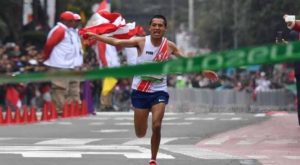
[149,160,157,165]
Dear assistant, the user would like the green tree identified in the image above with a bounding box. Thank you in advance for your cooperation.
[195,0,300,51]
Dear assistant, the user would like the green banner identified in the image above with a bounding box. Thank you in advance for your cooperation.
[1,41,300,84]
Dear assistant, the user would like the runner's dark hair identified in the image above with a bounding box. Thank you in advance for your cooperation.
[149,15,167,27]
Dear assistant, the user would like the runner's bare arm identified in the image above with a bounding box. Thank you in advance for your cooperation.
[85,32,142,48]
[169,41,218,81]
[169,41,185,58]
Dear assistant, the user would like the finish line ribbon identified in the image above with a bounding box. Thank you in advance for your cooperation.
[1,41,300,84]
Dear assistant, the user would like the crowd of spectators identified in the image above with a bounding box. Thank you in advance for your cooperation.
[167,64,296,93]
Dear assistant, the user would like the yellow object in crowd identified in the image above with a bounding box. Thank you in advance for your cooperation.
[101,77,118,96]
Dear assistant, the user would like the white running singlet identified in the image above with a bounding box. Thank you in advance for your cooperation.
[131,35,169,93]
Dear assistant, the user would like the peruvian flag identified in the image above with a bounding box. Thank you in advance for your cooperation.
[81,0,144,68]
[97,0,109,12]
[79,3,144,40]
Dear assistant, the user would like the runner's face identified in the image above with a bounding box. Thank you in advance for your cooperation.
[149,18,166,39]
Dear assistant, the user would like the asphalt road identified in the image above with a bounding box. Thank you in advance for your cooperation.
[0,111,292,165]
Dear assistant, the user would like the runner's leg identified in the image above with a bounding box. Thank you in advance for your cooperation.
[134,108,150,138]
[150,103,166,160]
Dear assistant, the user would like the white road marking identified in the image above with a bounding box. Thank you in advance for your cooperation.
[89,122,105,126]
[82,112,181,118]
[163,122,192,126]
[22,151,82,158]
[185,112,195,115]
[114,117,133,121]
[237,139,260,145]
[164,112,182,116]
[264,139,298,145]
[92,129,129,133]
[284,156,300,160]
[254,113,266,117]
[35,138,100,145]
[209,113,236,116]
[161,145,242,159]
[163,117,179,121]
[123,138,179,145]
[203,136,230,145]
[0,145,174,159]
[0,138,13,140]
[185,117,216,121]
[247,155,269,159]
[80,117,110,121]
[115,122,134,126]
[96,112,134,116]
[231,117,242,120]
[220,117,242,121]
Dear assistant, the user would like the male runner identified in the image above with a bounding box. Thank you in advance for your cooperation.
[85,15,217,165]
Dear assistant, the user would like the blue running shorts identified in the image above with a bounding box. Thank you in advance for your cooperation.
[131,89,169,109]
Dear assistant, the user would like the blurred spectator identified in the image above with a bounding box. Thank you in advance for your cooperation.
[167,75,176,87]
[175,75,187,89]
[255,72,271,92]
[42,11,79,115]
[198,75,211,88]
[191,74,202,88]
[216,75,234,90]
[93,42,120,111]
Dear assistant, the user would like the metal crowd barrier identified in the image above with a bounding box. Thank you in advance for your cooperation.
[166,88,295,113]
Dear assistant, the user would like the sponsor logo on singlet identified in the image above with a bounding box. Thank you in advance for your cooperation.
[146,51,154,55]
